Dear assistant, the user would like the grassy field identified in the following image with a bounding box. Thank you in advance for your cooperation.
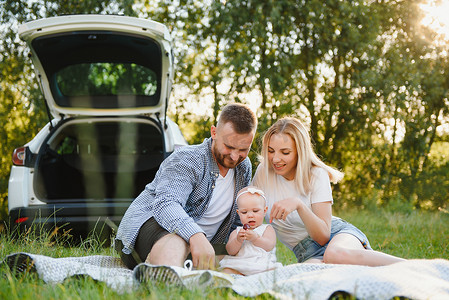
[0,208,448,299]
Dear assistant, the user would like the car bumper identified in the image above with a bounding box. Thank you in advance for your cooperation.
[9,201,131,242]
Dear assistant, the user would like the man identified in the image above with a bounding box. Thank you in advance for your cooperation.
[115,103,257,270]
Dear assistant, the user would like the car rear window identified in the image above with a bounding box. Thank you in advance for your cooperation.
[56,62,158,97]
[32,31,162,109]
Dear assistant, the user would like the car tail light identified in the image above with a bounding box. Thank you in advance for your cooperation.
[12,147,27,166]
[15,217,29,224]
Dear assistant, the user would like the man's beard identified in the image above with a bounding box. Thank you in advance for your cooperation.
[212,143,244,169]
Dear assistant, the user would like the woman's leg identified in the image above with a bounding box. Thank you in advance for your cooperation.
[323,233,405,266]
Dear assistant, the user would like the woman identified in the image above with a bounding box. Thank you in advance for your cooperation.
[252,117,404,266]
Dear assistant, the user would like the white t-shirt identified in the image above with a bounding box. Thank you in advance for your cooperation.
[252,165,333,249]
[196,168,235,240]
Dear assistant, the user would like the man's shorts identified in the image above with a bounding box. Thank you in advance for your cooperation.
[292,217,372,263]
[116,217,228,269]
[117,217,171,269]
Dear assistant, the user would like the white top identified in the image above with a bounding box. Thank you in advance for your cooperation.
[197,168,235,240]
[219,224,282,275]
[252,166,333,249]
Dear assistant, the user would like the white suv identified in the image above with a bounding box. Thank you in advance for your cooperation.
[8,15,187,242]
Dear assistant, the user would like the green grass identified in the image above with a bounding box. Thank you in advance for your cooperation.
[0,208,448,299]
[335,208,449,260]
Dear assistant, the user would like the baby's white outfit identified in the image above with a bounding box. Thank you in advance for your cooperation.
[219,224,282,275]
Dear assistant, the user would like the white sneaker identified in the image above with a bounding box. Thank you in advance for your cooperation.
[133,263,184,288]
[133,261,234,290]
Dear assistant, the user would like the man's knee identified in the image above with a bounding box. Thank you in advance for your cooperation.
[148,233,189,266]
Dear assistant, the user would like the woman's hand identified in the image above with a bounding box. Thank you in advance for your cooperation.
[269,197,302,223]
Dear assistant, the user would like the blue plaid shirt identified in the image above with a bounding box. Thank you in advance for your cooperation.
[115,138,252,255]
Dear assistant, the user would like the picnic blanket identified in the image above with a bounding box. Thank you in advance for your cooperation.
[3,252,449,299]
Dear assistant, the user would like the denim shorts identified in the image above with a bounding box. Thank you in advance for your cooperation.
[292,217,372,263]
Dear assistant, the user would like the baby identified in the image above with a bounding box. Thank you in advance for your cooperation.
[219,186,282,275]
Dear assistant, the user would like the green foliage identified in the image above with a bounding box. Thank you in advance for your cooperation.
[158,0,449,212]
[1,0,449,220]
[57,62,158,97]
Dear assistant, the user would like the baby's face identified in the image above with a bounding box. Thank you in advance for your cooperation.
[237,194,267,229]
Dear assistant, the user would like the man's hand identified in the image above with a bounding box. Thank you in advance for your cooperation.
[189,232,215,269]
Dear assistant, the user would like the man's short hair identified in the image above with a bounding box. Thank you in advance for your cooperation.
[217,103,257,134]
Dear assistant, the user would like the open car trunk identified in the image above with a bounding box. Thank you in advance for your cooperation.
[8,15,185,244]
[34,117,165,202]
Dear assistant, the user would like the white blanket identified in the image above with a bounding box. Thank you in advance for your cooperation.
[3,252,449,299]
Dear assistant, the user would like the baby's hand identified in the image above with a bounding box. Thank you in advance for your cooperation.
[236,229,246,243]
[244,229,259,242]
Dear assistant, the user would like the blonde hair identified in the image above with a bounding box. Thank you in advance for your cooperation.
[260,117,344,196]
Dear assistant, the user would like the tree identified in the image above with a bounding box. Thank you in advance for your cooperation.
[2,0,449,214]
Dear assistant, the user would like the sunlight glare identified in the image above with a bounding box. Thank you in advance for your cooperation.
[420,1,449,41]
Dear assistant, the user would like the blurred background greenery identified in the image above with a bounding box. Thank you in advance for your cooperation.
[1,0,449,222]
